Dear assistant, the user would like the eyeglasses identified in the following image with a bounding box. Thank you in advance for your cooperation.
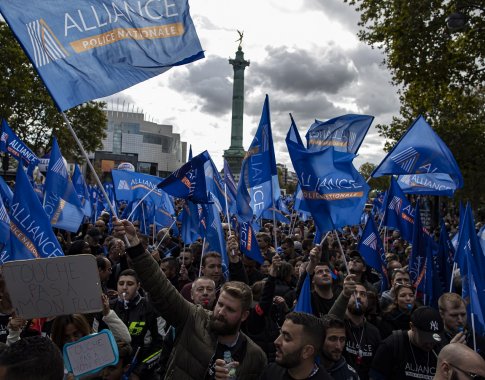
[448,363,484,379]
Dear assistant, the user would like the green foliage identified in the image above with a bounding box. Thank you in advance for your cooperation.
[0,22,107,162]
[359,162,389,192]
[344,0,485,206]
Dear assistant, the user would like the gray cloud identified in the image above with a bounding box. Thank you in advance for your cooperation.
[168,56,233,116]
[248,46,358,96]
[302,0,361,33]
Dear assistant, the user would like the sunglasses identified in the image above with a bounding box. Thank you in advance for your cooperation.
[449,363,484,379]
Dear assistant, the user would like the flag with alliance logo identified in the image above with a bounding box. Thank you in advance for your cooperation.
[0,0,204,111]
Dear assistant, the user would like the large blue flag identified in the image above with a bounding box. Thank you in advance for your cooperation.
[286,115,369,233]
[0,176,13,208]
[397,173,457,196]
[238,95,282,220]
[239,221,264,264]
[0,119,39,171]
[294,272,313,314]
[466,253,485,335]
[158,150,210,204]
[71,164,92,218]
[6,165,64,263]
[382,177,415,243]
[0,0,204,111]
[372,115,463,189]
[305,114,373,154]
[358,216,388,291]
[43,137,84,232]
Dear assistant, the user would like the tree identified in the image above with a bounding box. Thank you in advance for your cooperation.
[344,0,485,207]
[0,22,107,162]
[359,162,389,192]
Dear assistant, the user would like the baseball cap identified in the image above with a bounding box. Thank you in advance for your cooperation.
[411,306,443,342]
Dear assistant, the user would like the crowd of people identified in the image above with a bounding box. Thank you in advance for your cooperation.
[0,204,483,380]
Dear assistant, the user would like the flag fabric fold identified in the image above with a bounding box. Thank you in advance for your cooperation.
[158,150,210,204]
[5,165,64,263]
[397,173,457,196]
[382,177,415,243]
[0,0,204,111]
[43,137,84,232]
[294,272,313,314]
[72,164,92,218]
[305,114,373,154]
[286,115,369,233]
[358,216,388,291]
[372,115,463,189]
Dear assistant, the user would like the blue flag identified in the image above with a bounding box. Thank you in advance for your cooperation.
[43,137,84,232]
[0,197,11,263]
[478,224,485,256]
[6,165,64,263]
[179,200,200,244]
[205,157,236,216]
[382,177,415,243]
[466,254,485,335]
[286,115,369,233]
[372,115,463,189]
[223,159,238,216]
[112,169,166,206]
[238,95,282,220]
[358,216,388,291]
[305,114,373,154]
[436,220,455,292]
[71,164,92,218]
[0,176,14,208]
[0,119,39,171]
[408,202,437,294]
[200,200,229,279]
[239,221,264,264]
[0,0,204,111]
[158,150,210,204]
[188,145,193,161]
[154,192,176,230]
[294,272,313,314]
[397,173,457,196]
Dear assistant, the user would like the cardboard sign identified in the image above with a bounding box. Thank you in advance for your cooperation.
[2,254,103,319]
[63,329,119,377]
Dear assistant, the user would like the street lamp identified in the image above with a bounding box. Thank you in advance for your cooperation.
[446,2,484,32]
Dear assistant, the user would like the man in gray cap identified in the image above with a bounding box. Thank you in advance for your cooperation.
[370,306,446,380]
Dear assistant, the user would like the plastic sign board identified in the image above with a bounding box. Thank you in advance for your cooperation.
[63,329,119,378]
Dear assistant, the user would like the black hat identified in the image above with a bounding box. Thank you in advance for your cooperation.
[411,306,443,342]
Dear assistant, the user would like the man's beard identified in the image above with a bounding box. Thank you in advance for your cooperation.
[348,301,366,316]
[209,314,239,336]
[276,346,303,369]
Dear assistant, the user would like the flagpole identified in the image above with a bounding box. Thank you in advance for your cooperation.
[471,313,477,352]
[334,230,350,273]
[449,262,457,292]
[155,219,177,251]
[224,183,236,257]
[319,231,331,246]
[152,214,156,245]
[60,112,131,247]
[141,202,147,235]
[126,186,159,221]
[199,237,206,277]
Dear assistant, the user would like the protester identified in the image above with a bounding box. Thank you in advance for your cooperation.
[379,283,416,339]
[371,306,445,379]
[260,312,332,379]
[329,280,382,380]
[111,269,165,378]
[434,342,485,380]
[113,218,267,379]
[0,336,64,380]
[438,292,485,359]
[320,314,359,380]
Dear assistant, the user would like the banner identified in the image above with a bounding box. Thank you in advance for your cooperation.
[0,0,204,111]
[397,173,457,196]
[305,114,373,154]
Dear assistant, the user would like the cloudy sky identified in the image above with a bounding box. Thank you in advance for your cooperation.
[106,0,401,171]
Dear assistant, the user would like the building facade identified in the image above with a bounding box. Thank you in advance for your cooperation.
[91,110,187,177]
